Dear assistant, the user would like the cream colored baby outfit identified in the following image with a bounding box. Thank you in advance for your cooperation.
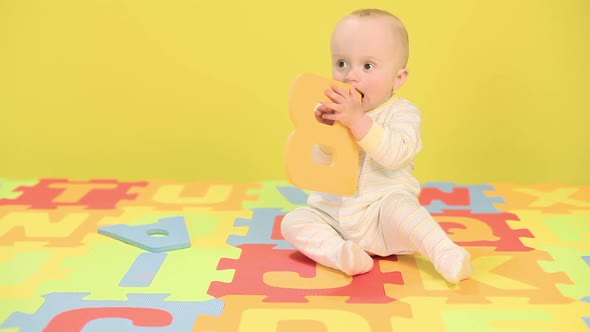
[281,95,472,283]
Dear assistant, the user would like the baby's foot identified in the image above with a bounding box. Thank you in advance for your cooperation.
[336,241,374,276]
[434,247,472,284]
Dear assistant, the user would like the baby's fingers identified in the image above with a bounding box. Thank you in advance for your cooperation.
[315,109,335,126]
[330,84,348,96]
[325,88,345,103]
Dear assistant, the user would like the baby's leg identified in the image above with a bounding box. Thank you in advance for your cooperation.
[379,193,472,283]
[281,207,373,276]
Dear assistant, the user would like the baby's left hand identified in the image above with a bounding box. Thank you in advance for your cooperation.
[319,84,363,129]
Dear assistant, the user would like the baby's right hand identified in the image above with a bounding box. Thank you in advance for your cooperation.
[314,103,335,126]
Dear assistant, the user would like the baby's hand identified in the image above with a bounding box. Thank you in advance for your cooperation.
[314,104,335,126]
[320,84,364,129]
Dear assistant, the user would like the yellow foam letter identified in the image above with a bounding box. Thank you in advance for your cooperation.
[284,73,360,196]
[240,309,372,332]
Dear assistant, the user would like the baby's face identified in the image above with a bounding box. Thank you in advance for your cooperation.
[330,15,404,111]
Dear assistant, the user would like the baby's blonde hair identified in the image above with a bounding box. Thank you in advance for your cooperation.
[349,8,409,68]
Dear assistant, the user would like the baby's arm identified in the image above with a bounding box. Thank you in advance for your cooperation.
[356,106,422,170]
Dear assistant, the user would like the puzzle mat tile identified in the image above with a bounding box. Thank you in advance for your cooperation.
[0,179,589,331]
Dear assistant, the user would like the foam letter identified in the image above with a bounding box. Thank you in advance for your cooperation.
[284,73,360,196]
[240,309,371,331]
[44,307,172,331]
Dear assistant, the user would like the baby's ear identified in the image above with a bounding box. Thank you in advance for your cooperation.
[394,68,409,91]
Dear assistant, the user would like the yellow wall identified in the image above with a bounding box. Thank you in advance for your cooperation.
[1,0,589,184]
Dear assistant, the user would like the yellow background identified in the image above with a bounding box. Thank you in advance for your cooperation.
[1,0,589,184]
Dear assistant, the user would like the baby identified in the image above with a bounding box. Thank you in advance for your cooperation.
[281,8,473,283]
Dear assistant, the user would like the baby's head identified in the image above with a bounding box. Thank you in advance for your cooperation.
[330,9,410,111]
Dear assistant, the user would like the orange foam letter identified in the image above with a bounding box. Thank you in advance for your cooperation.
[284,73,360,196]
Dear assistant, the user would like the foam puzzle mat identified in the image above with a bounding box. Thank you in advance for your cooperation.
[1,178,589,331]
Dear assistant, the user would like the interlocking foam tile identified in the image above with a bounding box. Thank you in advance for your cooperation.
[243,180,308,211]
[0,179,147,209]
[276,185,309,205]
[0,206,122,247]
[506,209,590,251]
[583,296,590,329]
[534,247,590,300]
[0,179,38,200]
[390,297,590,331]
[36,235,239,302]
[0,242,87,300]
[420,182,505,213]
[227,208,294,249]
[124,180,260,211]
[433,211,534,252]
[0,292,223,332]
[194,295,412,332]
[384,246,574,304]
[208,244,403,303]
[2,179,589,331]
[118,252,168,287]
[491,182,590,213]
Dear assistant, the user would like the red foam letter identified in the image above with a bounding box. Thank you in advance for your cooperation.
[44,307,172,331]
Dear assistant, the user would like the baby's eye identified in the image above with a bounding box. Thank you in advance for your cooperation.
[338,60,347,68]
[364,63,375,70]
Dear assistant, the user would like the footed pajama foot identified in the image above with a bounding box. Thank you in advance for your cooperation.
[434,247,472,284]
[336,241,374,276]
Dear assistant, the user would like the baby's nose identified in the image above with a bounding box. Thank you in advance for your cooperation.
[345,68,360,82]
[345,73,358,82]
